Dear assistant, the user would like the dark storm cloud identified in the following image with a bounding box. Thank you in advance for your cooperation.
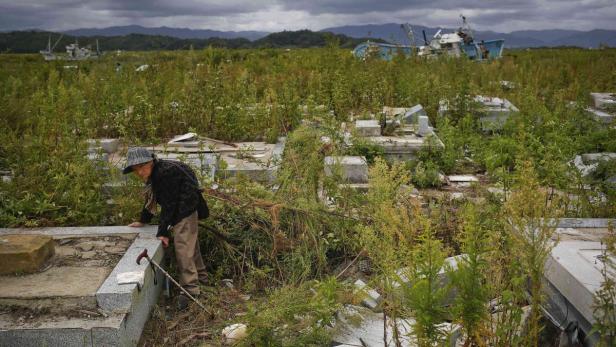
[279,0,530,15]
[0,0,614,32]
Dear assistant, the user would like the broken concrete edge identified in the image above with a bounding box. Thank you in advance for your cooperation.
[353,279,381,311]
[544,240,605,326]
[96,234,163,312]
[541,277,600,346]
[0,225,157,237]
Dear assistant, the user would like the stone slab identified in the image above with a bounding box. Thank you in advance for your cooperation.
[355,120,381,137]
[0,235,55,275]
[324,156,369,183]
[417,115,432,136]
[447,175,479,183]
[0,266,109,300]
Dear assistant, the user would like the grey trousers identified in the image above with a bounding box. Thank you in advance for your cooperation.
[172,211,207,295]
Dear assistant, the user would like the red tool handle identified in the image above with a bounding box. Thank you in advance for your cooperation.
[136,249,149,265]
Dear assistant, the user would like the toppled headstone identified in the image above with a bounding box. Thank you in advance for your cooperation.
[353,279,381,311]
[167,132,199,147]
[0,235,55,275]
[417,115,433,136]
[333,305,462,347]
[398,104,428,124]
[324,156,369,184]
[392,254,467,295]
[354,120,381,137]
[333,305,415,347]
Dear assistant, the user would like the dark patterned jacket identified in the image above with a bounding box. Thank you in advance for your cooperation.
[139,160,208,237]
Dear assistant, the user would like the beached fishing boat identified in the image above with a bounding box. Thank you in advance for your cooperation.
[353,16,504,61]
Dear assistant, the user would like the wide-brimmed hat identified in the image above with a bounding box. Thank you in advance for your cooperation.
[122,147,154,174]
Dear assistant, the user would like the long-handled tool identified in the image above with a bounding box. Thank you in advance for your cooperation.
[136,249,211,313]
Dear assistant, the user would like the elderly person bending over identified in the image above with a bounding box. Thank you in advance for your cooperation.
[124,147,209,310]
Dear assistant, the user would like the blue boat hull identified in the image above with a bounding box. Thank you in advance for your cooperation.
[352,42,413,61]
[353,39,505,61]
[462,39,505,61]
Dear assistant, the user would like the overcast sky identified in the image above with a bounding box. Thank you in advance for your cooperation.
[1,0,615,33]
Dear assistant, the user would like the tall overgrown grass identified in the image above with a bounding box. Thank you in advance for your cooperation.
[1,47,616,345]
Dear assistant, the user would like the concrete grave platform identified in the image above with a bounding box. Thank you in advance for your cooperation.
[0,226,164,347]
[439,96,519,131]
[143,135,286,183]
[350,105,443,161]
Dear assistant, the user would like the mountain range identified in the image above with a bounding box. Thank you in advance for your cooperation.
[1,24,614,53]
[319,23,616,48]
[64,25,268,41]
[60,24,616,48]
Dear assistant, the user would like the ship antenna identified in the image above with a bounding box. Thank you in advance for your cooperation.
[51,33,64,51]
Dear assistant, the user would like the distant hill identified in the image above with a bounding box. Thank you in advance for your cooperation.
[321,23,616,48]
[254,30,381,48]
[551,30,616,48]
[64,25,268,41]
[0,30,378,53]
